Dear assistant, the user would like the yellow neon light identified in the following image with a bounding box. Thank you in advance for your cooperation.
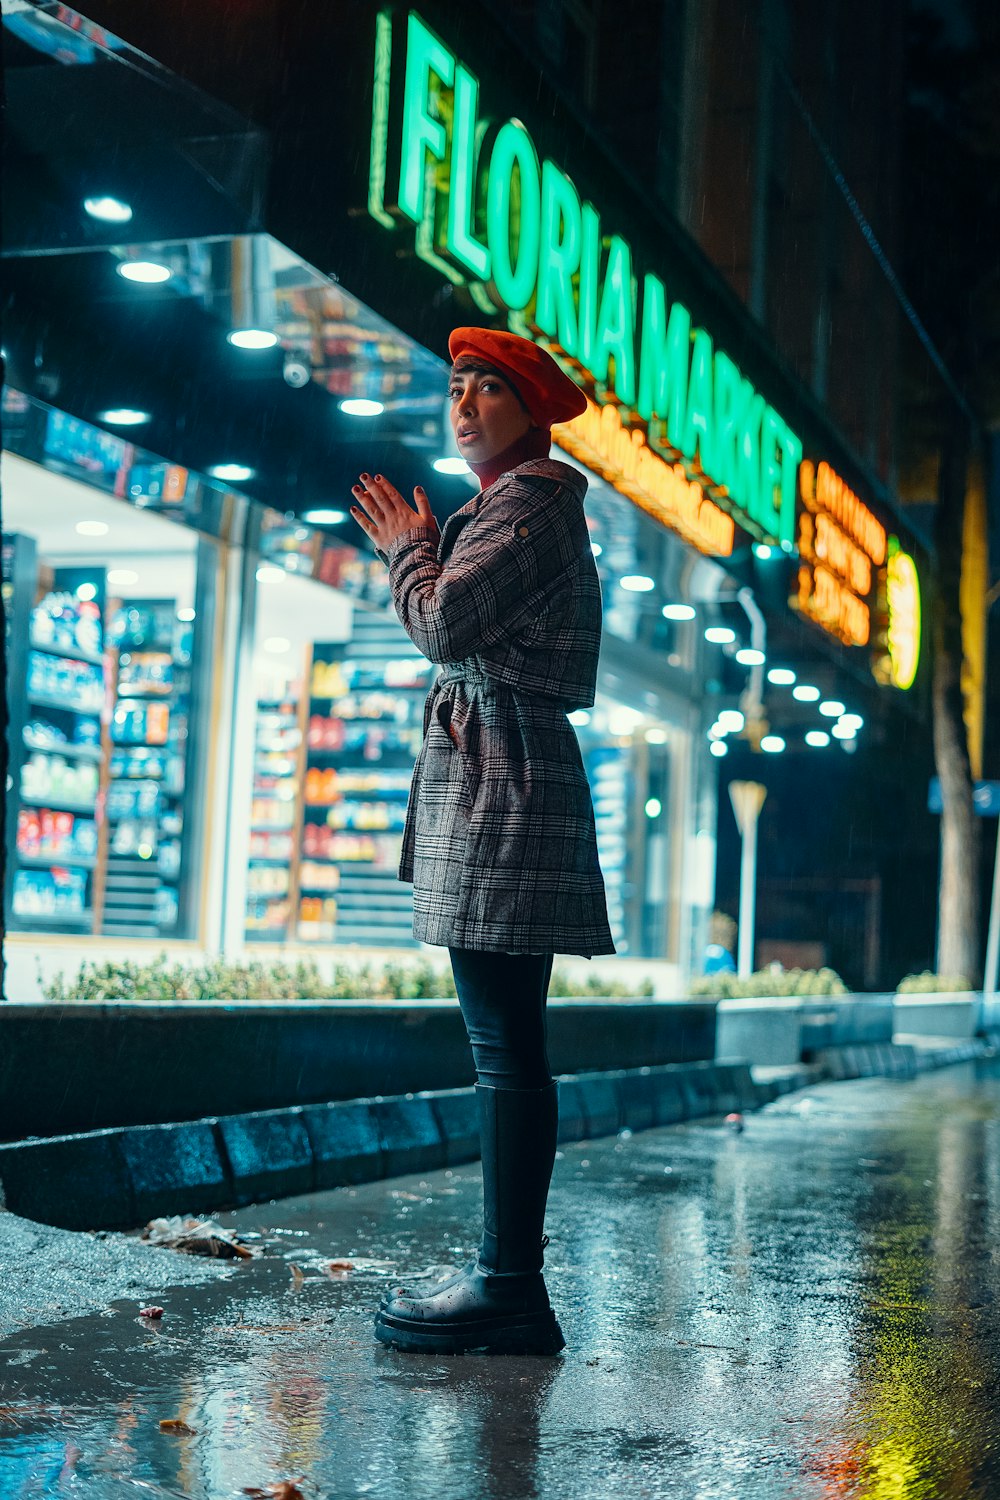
[799,459,886,564]
[886,547,920,690]
[553,400,735,557]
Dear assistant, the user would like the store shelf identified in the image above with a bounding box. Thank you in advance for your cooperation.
[23,737,103,763]
[28,637,105,669]
[19,793,97,815]
[27,690,104,717]
[10,910,93,929]
[16,852,97,871]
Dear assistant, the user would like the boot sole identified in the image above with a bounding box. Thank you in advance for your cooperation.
[374,1308,566,1356]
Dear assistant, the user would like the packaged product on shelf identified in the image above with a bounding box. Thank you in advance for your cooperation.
[27,650,104,712]
[118,651,173,694]
[20,751,99,806]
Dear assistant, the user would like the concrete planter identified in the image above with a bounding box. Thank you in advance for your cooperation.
[0,996,715,1142]
[716,994,897,1067]
[892,992,978,1040]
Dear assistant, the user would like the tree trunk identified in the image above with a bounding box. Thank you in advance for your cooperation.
[932,412,981,981]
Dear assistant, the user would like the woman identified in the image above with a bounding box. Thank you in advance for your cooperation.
[349,327,614,1355]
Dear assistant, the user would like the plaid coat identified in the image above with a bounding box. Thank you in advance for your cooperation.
[383,458,615,957]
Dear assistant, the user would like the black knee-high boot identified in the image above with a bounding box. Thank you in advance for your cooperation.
[374,1082,564,1354]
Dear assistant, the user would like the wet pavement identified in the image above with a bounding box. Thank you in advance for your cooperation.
[2,1058,999,1500]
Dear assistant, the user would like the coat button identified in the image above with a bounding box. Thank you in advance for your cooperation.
[517,525,529,538]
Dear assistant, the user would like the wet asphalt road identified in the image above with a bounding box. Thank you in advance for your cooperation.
[1,1059,999,1500]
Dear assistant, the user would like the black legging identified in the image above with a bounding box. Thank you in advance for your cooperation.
[448,948,554,1089]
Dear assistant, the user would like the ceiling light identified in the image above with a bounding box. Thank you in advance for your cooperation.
[255,565,286,583]
[209,463,254,482]
[805,730,830,748]
[433,457,471,475]
[567,709,591,726]
[753,543,773,560]
[100,408,150,426]
[107,568,139,586]
[176,607,196,622]
[767,668,796,686]
[705,626,736,645]
[263,637,291,653]
[117,260,171,284]
[710,740,728,758]
[228,328,278,350]
[302,508,347,524]
[645,798,662,818]
[792,684,820,702]
[75,520,109,537]
[760,735,786,753]
[84,195,133,223]
[718,709,745,734]
[339,398,384,416]
[590,542,603,557]
[75,583,98,602]
[620,575,655,592]
[708,723,726,740]
[840,713,863,731]
[644,728,668,744]
[832,722,857,740]
[819,700,846,718]
[662,603,696,621]
[735,648,765,666]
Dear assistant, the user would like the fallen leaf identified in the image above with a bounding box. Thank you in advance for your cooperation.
[242,1481,306,1499]
[159,1419,196,1435]
[139,1306,164,1320]
[289,1265,305,1288]
[327,1259,355,1271]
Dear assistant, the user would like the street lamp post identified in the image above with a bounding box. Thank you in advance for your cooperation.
[729,780,767,978]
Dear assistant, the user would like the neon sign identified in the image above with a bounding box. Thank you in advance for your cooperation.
[882,539,921,690]
[368,10,803,552]
[794,460,886,648]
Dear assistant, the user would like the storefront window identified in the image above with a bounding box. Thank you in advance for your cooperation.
[3,413,219,940]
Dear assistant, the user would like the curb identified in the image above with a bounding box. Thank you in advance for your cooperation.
[0,1061,769,1232]
[1,1044,992,1233]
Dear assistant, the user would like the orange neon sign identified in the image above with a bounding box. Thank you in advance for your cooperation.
[794,460,884,647]
[554,400,735,557]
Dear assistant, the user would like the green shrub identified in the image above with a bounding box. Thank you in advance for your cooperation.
[896,971,973,994]
[688,965,848,999]
[39,955,654,1003]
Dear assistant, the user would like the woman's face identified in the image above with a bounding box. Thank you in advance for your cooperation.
[448,361,534,464]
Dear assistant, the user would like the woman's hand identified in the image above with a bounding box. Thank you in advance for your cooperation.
[350,473,440,552]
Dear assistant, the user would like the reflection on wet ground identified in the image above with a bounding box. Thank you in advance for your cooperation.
[1,1059,999,1499]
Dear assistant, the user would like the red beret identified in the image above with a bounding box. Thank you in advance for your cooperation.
[448,327,588,429]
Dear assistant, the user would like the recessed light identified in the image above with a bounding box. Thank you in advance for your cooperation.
[76,583,98,602]
[263,637,291,653]
[209,463,254,482]
[590,542,603,557]
[840,713,863,731]
[705,626,736,645]
[567,710,590,727]
[792,685,820,702]
[107,568,139,586]
[255,565,286,583]
[302,508,347,525]
[100,408,150,426]
[644,728,669,744]
[433,457,471,475]
[177,607,196,623]
[228,328,278,350]
[117,261,171,284]
[84,195,132,223]
[620,575,655,592]
[718,710,745,733]
[819,700,846,718]
[805,730,831,747]
[767,668,796,686]
[76,520,109,537]
[832,722,857,740]
[735,648,765,666]
[760,735,786,753]
[710,740,728,758]
[662,604,696,621]
[753,543,773,560]
[645,798,662,818]
[339,398,385,416]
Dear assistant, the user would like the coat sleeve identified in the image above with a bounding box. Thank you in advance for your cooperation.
[383,476,577,663]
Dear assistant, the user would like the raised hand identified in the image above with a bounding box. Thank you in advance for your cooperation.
[350,473,440,552]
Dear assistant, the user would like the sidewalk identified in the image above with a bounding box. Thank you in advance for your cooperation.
[2,1059,999,1499]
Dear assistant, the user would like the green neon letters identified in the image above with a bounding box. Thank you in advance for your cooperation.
[371,9,802,547]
